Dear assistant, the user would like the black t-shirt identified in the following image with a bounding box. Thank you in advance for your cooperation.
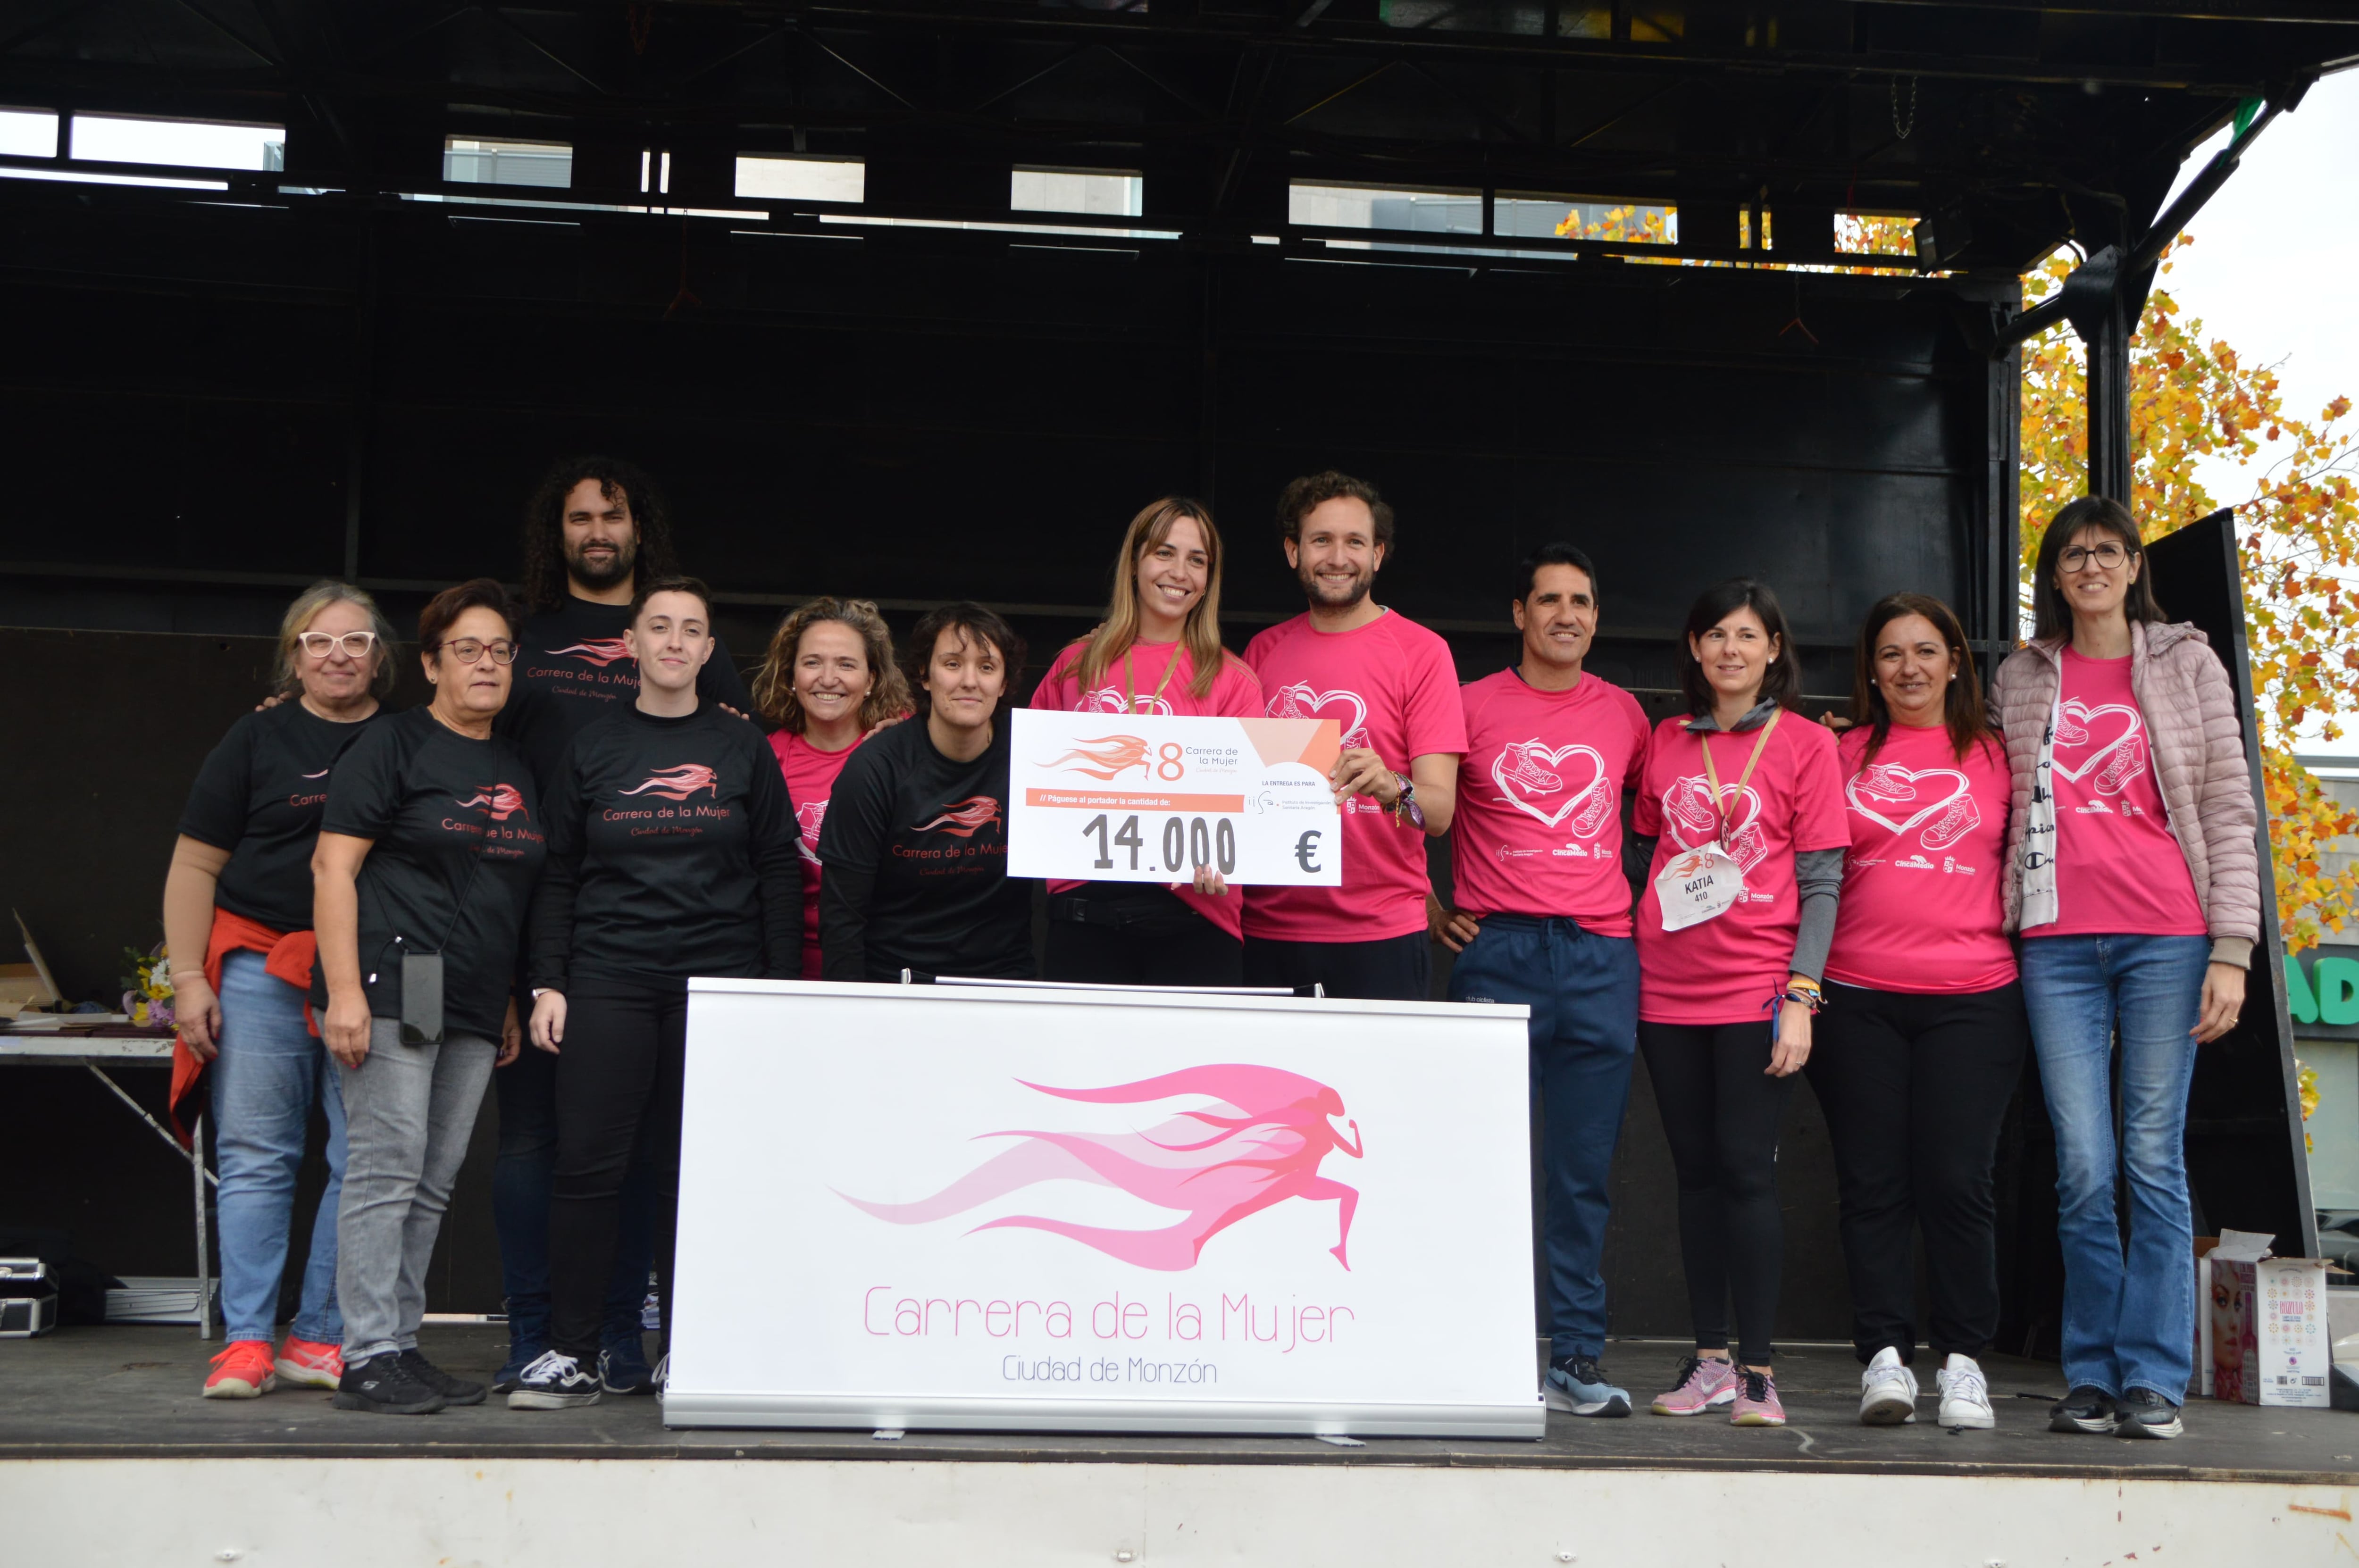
[529,702,802,990]
[318,707,547,1040]
[178,701,389,933]
[499,595,755,792]
[817,717,1033,982]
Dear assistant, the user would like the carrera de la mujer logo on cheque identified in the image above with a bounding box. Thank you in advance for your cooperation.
[1006,709,1345,889]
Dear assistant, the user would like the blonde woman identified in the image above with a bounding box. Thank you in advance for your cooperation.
[164,581,395,1400]
[1029,496,1262,985]
[753,599,912,978]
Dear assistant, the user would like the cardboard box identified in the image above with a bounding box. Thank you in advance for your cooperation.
[2208,1235,2333,1408]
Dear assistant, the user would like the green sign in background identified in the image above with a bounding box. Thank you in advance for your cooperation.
[2287,949,2359,1027]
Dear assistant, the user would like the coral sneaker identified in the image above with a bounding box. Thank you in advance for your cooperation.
[276,1337,343,1389]
[1730,1368,1787,1427]
[202,1340,280,1400]
[1650,1354,1739,1416]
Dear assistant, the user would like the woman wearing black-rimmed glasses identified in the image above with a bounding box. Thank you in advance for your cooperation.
[312,578,547,1416]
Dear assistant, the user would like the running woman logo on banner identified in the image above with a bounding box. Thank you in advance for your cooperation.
[838,1066,1364,1270]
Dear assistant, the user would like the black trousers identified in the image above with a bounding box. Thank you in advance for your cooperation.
[1242,931,1430,1001]
[1807,980,2030,1364]
[548,974,686,1364]
[1638,1019,1794,1366]
[1043,886,1243,986]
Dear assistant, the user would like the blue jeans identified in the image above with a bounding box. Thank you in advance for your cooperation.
[493,1035,661,1344]
[210,949,346,1345]
[1450,916,1640,1360]
[2021,933,2211,1402]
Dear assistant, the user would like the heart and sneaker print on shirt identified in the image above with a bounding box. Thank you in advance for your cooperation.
[2029,648,2205,939]
[1448,669,1652,938]
[1823,722,2016,995]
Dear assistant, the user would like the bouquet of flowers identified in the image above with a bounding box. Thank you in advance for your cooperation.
[121,944,176,1028]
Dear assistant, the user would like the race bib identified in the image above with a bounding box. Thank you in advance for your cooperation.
[1654,841,1745,932]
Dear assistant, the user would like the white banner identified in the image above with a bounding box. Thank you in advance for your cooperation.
[1005,709,1345,886]
[666,979,1541,1437]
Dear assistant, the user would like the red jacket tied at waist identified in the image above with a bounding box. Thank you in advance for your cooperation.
[167,908,319,1148]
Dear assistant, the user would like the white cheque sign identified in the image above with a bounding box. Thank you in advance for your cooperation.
[666,980,1541,1437]
[1007,709,1344,887]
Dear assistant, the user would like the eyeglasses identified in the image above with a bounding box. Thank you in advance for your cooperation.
[2059,541,2132,572]
[297,630,379,659]
[435,638,518,666]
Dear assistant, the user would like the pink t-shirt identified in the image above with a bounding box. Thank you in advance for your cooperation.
[2029,647,2207,939]
[1824,722,2017,993]
[1242,610,1467,942]
[1633,711,1850,1025]
[1030,636,1265,939]
[1449,668,1652,937]
[769,728,867,979]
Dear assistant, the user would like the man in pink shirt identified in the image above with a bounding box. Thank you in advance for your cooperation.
[1430,543,1651,1418]
[1242,471,1465,1000]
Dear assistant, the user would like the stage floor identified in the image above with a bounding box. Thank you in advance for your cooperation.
[4,1326,2353,1483]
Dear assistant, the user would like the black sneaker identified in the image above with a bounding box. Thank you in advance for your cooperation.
[332,1351,448,1415]
[506,1349,603,1410]
[2048,1385,2116,1434]
[2113,1386,2184,1439]
[600,1337,658,1396]
[399,1349,486,1407]
[492,1331,546,1395]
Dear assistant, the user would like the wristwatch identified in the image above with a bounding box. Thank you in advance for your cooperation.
[1392,772,1426,832]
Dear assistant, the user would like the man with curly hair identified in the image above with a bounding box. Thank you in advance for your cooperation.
[491,456,753,1398]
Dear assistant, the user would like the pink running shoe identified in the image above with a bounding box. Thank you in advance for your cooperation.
[276,1336,344,1389]
[1730,1368,1787,1426]
[1650,1355,1739,1416]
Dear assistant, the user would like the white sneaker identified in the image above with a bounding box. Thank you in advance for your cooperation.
[1936,1353,1996,1429]
[1858,1345,1919,1425]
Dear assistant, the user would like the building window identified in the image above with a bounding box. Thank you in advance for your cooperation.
[0,107,58,159]
[70,114,284,171]
[444,137,573,189]
[735,155,865,204]
[1837,213,1919,258]
[1012,167,1143,217]
[1496,194,1676,245]
[1288,183,1482,235]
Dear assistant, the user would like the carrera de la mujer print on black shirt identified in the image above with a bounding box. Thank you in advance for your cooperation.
[499,595,756,792]
[179,700,389,934]
[317,706,547,1041]
[528,702,802,990]
[816,716,1034,982]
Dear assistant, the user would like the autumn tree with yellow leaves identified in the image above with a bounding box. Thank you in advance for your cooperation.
[2017,238,2359,952]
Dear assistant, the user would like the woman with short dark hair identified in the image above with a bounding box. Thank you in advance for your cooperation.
[312,577,545,1416]
[818,602,1034,982]
[1994,496,2259,1441]
[164,581,395,1400]
[507,576,802,1410]
[1634,578,1849,1429]
[1813,592,2026,1431]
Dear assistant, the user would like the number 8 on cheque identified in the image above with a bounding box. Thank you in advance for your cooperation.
[1008,710,1345,887]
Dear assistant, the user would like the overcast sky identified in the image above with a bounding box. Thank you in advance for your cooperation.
[2149,68,2359,756]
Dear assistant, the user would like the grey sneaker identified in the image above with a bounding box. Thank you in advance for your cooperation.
[1544,1354,1631,1417]
[2113,1387,2183,1439]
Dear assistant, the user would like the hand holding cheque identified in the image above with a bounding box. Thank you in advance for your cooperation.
[1008,710,1345,887]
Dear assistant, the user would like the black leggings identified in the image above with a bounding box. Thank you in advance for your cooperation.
[1043,887,1243,987]
[1638,1019,1794,1366]
[548,974,686,1363]
[1807,980,2029,1364]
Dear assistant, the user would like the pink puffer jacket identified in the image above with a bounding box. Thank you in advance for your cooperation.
[1991,621,2260,967]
